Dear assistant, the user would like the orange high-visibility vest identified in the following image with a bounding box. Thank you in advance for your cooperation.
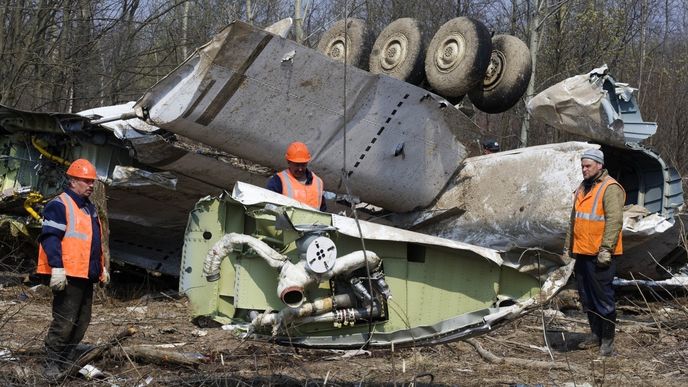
[37,192,104,279]
[572,177,624,256]
[277,169,323,209]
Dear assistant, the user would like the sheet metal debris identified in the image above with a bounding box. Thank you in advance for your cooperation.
[527,64,657,145]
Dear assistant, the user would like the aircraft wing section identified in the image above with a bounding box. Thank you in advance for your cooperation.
[135,20,476,212]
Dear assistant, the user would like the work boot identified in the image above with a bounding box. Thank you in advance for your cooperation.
[68,343,95,361]
[42,349,63,382]
[600,337,614,356]
[578,312,601,349]
[578,332,600,349]
[599,313,616,357]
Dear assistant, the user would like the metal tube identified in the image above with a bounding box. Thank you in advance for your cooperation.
[90,111,138,125]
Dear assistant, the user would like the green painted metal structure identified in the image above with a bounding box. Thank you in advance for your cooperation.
[180,183,570,348]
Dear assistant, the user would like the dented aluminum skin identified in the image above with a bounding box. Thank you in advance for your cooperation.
[399,141,684,279]
[527,64,658,146]
[134,20,479,212]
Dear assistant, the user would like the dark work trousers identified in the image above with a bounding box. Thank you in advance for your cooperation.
[45,277,94,364]
[574,254,616,319]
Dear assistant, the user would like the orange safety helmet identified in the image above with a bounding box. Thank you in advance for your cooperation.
[66,159,97,180]
[285,141,311,163]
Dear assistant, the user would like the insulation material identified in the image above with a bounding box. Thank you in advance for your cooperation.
[623,204,675,236]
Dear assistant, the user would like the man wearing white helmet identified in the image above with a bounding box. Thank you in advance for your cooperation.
[37,159,109,378]
[563,148,625,357]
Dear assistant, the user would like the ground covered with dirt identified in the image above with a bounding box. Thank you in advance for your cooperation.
[2,277,688,386]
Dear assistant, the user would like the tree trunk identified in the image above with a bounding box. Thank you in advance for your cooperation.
[519,0,545,148]
[246,0,253,24]
[295,0,304,44]
[182,0,191,59]
[637,0,647,105]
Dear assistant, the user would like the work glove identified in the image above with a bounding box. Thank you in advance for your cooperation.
[50,268,68,291]
[100,267,110,287]
[596,249,612,269]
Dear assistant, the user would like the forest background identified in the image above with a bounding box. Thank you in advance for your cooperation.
[1,0,686,186]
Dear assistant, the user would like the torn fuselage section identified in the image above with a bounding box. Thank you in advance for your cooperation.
[180,182,571,348]
[398,141,684,280]
[527,64,657,146]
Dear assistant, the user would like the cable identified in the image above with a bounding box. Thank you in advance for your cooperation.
[337,1,375,350]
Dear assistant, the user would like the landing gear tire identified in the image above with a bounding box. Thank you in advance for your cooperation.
[369,18,425,84]
[317,18,368,67]
[468,34,532,114]
[424,17,492,97]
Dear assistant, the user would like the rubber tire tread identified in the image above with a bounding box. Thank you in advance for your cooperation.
[317,18,368,67]
[424,17,492,97]
[468,34,532,114]
[369,18,425,84]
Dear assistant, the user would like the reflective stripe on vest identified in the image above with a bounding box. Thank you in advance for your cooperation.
[42,219,66,231]
[572,177,623,256]
[277,169,323,209]
[61,192,89,241]
[37,193,103,278]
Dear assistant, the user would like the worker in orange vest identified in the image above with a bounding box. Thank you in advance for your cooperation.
[266,141,326,211]
[563,148,625,357]
[37,159,109,378]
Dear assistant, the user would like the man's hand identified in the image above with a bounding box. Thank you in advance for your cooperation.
[100,267,110,287]
[597,249,612,268]
[50,268,68,291]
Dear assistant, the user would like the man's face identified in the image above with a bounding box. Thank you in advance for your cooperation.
[581,158,602,180]
[288,161,308,179]
[69,177,95,198]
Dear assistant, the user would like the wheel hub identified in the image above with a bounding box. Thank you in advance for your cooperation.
[381,34,408,71]
[328,37,347,61]
[435,34,466,72]
[482,50,505,90]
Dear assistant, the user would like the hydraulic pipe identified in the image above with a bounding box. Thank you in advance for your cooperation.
[204,233,288,281]
[277,250,380,308]
[23,192,44,221]
[31,137,70,166]
[251,293,354,328]
[90,111,137,125]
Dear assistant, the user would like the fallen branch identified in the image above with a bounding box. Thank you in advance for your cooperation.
[465,338,579,372]
[117,345,208,367]
[484,336,548,353]
[59,326,137,380]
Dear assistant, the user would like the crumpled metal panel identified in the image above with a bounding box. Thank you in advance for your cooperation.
[78,103,267,190]
[409,142,594,252]
[232,182,503,265]
[0,104,91,134]
[135,21,473,212]
[527,64,656,146]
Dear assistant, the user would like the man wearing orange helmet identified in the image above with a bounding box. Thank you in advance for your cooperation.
[36,158,109,378]
[266,141,326,211]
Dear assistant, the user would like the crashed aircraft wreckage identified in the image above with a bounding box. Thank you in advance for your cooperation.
[0,18,684,348]
[130,20,683,278]
[181,182,572,348]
